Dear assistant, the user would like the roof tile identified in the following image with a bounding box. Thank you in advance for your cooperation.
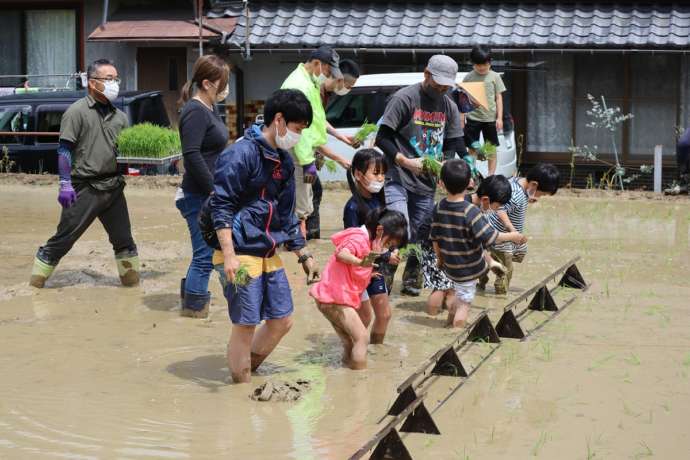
[220,1,690,49]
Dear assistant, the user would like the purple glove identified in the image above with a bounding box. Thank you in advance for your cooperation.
[302,163,318,184]
[58,181,77,208]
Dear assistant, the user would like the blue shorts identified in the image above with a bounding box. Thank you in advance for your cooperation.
[366,275,388,297]
[214,253,293,325]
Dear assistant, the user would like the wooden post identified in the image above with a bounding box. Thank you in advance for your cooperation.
[654,145,663,193]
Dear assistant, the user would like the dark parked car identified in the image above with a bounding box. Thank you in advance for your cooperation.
[0,90,170,173]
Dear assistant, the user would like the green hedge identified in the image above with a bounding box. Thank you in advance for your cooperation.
[117,123,181,159]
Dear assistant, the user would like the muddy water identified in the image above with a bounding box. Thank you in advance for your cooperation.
[1,182,689,459]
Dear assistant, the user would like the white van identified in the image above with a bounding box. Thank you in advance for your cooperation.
[319,72,517,181]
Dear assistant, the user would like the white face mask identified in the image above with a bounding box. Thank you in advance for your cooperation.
[216,85,229,102]
[275,120,301,150]
[315,62,328,86]
[335,86,351,96]
[365,179,384,194]
[99,80,119,102]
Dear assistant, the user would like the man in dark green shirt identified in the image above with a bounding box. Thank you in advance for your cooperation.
[30,58,140,288]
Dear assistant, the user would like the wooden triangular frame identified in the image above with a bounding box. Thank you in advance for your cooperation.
[388,385,417,416]
[431,347,468,377]
[467,313,501,343]
[558,264,587,290]
[528,286,558,312]
[369,428,413,460]
[400,401,441,435]
[495,309,526,339]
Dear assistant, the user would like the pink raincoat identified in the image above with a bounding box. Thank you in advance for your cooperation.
[309,226,373,308]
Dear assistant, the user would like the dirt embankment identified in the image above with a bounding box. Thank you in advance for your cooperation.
[1,173,686,200]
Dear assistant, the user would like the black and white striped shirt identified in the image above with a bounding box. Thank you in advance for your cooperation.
[488,176,528,254]
[430,199,498,282]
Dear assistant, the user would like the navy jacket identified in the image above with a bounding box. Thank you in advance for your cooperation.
[201,125,305,257]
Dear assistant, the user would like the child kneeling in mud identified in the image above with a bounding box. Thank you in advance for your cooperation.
[310,209,407,369]
[422,174,514,315]
[479,163,560,294]
[431,160,526,328]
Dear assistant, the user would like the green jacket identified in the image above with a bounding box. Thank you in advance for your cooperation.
[280,63,326,166]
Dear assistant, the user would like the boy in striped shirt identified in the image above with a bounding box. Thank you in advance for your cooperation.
[479,163,561,294]
[430,160,526,328]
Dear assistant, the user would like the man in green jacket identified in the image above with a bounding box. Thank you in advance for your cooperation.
[281,46,341,235]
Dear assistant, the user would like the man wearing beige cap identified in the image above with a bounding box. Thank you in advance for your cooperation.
[375,54,464,296]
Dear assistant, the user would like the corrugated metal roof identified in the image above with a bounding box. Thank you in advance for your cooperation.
[212,2,690,49]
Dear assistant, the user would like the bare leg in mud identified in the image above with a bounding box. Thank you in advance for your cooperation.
[250,316,293,371]
[446,298,470,328]
[226,316,293,383]
[369,293,392,344]
[357,299,373,328]
[228,325,255,383]
[426,289,454,316]
[317,302,368,369]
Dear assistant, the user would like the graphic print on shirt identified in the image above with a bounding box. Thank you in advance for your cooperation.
[409,109,446,160]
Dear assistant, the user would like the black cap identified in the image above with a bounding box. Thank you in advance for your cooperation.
[309,45,342,78]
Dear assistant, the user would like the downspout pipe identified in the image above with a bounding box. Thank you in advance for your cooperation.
[243,0,251,61]
[101,0,109,28]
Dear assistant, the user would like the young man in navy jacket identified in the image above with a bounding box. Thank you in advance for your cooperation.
[202,89,319,383]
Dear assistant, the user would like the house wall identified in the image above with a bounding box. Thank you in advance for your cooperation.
[83,0,137,91]
[524,51,685,166]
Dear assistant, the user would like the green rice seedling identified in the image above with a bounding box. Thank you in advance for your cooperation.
[232,264,251,288]
[489,425,496,443]
[683,353,690,367]
[324,159,338,173]
[398,243,422,261]
[537,340,553,362]
[625,352,641,366]
[353,119,378,145]
[586,438,597,459]
[588,354,616,371]
[117,123,181,159]
[661,402,670,412]
[531,431,548,456]
[479,141,497,160]
[623,401,642,418]
[422,155,442,177]
[633,441,653,459]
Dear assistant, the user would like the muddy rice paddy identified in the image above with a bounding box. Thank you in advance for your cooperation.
[1,175,689,459]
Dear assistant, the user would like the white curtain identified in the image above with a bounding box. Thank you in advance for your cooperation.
[25,10,76,89]
[527,54,574,153]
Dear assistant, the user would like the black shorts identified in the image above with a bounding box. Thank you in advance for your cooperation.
[464,119,499,147]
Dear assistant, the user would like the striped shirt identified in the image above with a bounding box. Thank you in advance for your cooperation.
[430,198,499,282]
[488,176,528,254]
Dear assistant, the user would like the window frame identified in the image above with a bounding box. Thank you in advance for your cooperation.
[0,105,33,145]
[0,4,83,87]
[34,104,71,144]
[523,53,681,166]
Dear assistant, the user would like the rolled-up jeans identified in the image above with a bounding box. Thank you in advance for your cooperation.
[384,182,435,287]
[384,182,435,245]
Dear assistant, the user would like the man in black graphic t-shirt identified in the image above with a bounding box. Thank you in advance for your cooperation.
[375,55,464,296]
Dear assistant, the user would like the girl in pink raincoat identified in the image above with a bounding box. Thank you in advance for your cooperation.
[309,208,407,369]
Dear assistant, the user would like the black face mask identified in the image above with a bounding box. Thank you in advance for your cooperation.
[422,81,445,101]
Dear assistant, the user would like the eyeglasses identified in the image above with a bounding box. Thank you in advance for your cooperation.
[91,77,121,84]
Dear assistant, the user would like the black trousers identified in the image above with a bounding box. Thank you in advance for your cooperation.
[37,181,137,265]
[306,175,323,240]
